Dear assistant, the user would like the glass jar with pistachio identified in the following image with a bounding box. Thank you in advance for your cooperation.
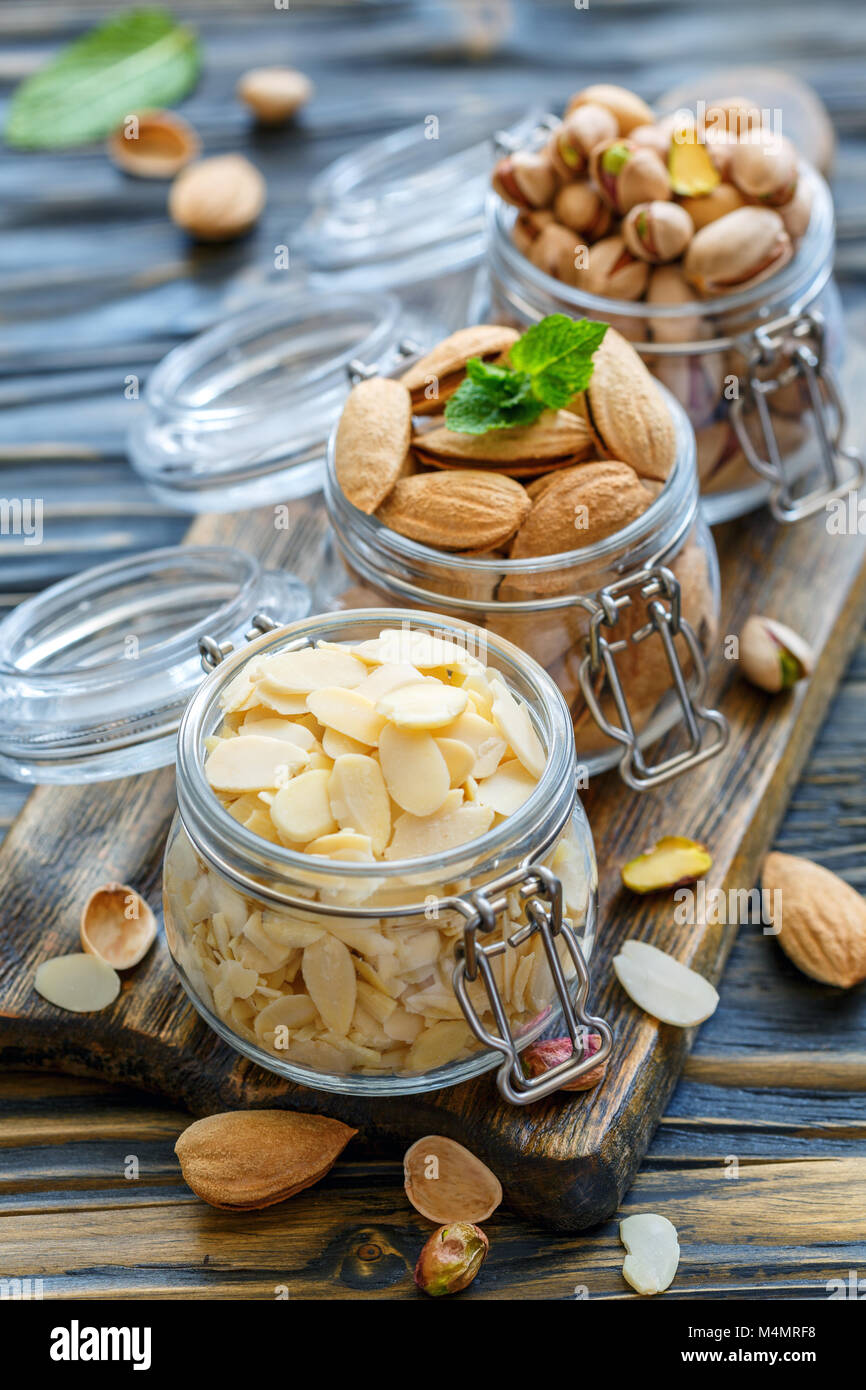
[320,316,726,788]
[481,84,860,523]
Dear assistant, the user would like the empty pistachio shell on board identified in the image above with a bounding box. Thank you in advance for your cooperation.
[492,149,557,209]
[566,83,654,136]
[174,1109,357,1210]
[572,233,649,300]
[107,109,200,179]
[613,940,720,1027]
[729,130,798,205]
[236,67,313,123]
[582,327,677,481]
[623,201,694,263]
[677,180,745,232]
[620,1213,680,1295]
[415,1222,489,1297]
[80,882,157,970]
[399,325,518,415]
[404,1135,502,1224]
[552,181,612,238]
[590,139,671,215]
[547,102,618,178]
[621,836,713,892]
[683,206,792,295]
[169,154,266,241]
[34,954,121,1013]
[738,615,814,692]
[334,376,412,513]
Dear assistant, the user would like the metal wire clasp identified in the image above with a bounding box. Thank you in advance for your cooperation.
[199,613,281,672]
[576,565,728,790]
[729,310,865,523]
[451,862,612,1105]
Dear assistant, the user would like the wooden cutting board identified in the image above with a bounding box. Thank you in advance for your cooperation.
[1,497,864,1232]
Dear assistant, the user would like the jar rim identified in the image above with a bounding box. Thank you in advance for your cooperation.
[324,379,698,582]
[488,158,833,324]
[176,608,578,890]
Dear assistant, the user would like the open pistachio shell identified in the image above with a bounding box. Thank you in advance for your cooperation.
[404,1135,502,1224]
[80,882,157,970]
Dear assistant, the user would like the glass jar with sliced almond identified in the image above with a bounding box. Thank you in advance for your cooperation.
[163,610,610,1102]
[321,317,726,788]
[480,83,859,524]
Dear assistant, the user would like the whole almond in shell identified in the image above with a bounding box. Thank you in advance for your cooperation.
[399,325,518,415]
[335,376,412,513]
[414,408,593,474]
[761,853,866,988]
[175,1109,357,1209]
[510,459,654,562]
[377,468,530,550]
[581,328,677,482]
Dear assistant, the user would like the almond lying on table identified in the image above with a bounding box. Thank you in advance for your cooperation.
[762,852,866,988]
[334,376,413,513]
[174,1109,357,1209]
[377,469,531,550]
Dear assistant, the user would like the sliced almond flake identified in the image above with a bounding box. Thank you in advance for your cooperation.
[270,769,337,845]
[258,647,368,694]
[386,794,494,861]
[434,737,476,788]
[261,913,324,949]
[355,661,424,702]
[242,912,294,969]
[620,1214,680,1296]
[511,954,534,1015]
[282,1037,352,1072]
[438,710,507,779]
[396,929,441,973]
[243,809,284,843]
[233,937,278,975]
[301,934,357,1035]
[205,734,309,793]
[356,978,398,1022]
[383,1006,425,1042]
[325,923,394,959]
[475,759,537,817]
[322,1032,382,1067]
[34,954,121,1013]
[378,723,450,816]
[253,991,319,1037]
[613,940,719,1027]
[406,1020,472,1071]
[376,681,468,731]
[219,663,262,713]
[328,754,391,854]
[462,673,495,718]
[351,629,483,673]
[490,677,546,780]
[322,726,368,759]
[306,687,385,746]
[550,833,590,921]
[254,680,310,716]
[239,714,318,749]
[355,956,403,999]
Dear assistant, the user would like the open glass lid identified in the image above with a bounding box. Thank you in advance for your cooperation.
[0,545,309,785]
[127,289,407,513]
[294,103,544,290]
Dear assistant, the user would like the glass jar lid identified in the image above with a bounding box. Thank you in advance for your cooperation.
[0,545,309,785]
[127,289,404,513]
[294,103,543,290]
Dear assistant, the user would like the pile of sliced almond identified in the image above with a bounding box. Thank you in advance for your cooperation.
[334,324,675,558]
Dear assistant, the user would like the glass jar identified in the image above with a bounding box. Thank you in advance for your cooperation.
[163,609,610,1103]
[477,156,863,524]
[320,376,726,790]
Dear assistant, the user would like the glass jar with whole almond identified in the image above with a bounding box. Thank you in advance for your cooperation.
[163,610,610,1103]
[476,88,861,524]
[319,327,727,789]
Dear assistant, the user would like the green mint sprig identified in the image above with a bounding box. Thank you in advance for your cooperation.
[444,314,608,435]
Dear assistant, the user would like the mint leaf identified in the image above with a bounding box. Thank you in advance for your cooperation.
[445,359,542,434]
[509,314,609,409]
[5,9,200,149]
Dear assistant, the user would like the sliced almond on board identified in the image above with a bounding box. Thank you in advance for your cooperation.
[376,469,531,550]
[399,325,519,414]
[34,954,121,1012]
[582,327,677,481]
[174,1109,357,1210]
[80,882,157,970]
[612,939,719,1026]
[334,376,412,513]
[510,460,654,561]
[620,1213,680,1295]
[413,409,594,472]
[404,1135,502,1224]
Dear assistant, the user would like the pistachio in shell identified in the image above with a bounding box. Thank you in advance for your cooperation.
[403,1135,502,1224]
[704,95,763,140]
[678,181,745,232]
[590,139,671,215]
[415,1223,489,1297]
[492,149,557,209]
[738,615,814,693]
[566,83,654,136]
[778,178,813,239]
[334,376,412,513]
[413,408,594,475]
[80,882,157,970]
[512,207,555,256]
[729,131,798,206]
[623,201,694,264]
[527,221,583,284]
[581,327,677,482]
[547,102,618,178]
[553,182,612,238]
[683,206,792,296]
[646,264,708,344]
[399,325,518,415]
[572,234,649,300]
